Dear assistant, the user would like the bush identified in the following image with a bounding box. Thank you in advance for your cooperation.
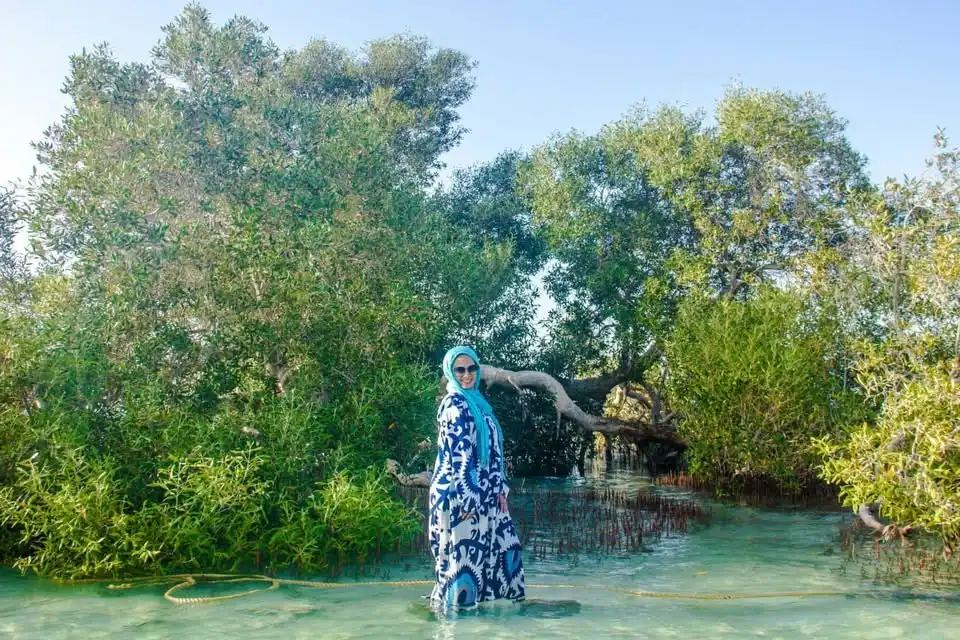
[0,448,148,578]
[815,363,960,543]
[265,469,419,573]
[0,6,467,578]
[0,435,421,577]
[136,449,269,572]
[666,288,866,490]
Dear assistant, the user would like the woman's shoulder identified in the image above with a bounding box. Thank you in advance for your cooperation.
[439,392,467,410]
[437,392,469,420]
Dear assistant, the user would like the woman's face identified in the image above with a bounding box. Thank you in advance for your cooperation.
[453,354,478,390]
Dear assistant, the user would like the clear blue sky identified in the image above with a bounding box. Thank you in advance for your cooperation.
[2,0,957,187]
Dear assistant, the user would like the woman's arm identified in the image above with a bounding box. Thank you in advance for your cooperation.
[437,394,483,522]
[486,414,509,511]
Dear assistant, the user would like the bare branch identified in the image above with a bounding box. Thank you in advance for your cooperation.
[858,504,913,541]
[857,504,886,533]
[624,385,652,409]
[480,365,686,448]
[385,460,431,487]
[564,369,629,404]
[392,363,687,488]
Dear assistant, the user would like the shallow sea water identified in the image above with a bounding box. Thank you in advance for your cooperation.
[2,469,958,639]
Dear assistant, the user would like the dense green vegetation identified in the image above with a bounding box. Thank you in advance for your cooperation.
[0,3,957,577]
[666,288,868,491]
[0,5,475,577]
[814,136,960,542]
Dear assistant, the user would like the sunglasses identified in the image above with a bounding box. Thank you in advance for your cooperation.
[454,364,479,375]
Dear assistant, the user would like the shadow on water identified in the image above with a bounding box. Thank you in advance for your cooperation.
[407,598,583,622]
[394,461,709,565]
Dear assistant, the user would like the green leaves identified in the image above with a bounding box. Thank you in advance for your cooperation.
[136,448,268,572]
[425,151,544,368]
[617,86,868,298]
[280,32,475,181]
[0,448,144,578]
[815,364,960,542]
[516,85,868,382]
[2,0,956,570]
[0,4,465,577]
[814,132,960,542]
[666,288,866,490]
[521,127,682,376]
[267,469,419,573]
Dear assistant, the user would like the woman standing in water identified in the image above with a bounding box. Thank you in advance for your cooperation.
[428,346,526,610]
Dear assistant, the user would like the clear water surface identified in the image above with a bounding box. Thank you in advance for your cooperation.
[2,468,958,639]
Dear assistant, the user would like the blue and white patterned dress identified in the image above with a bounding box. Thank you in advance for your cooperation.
[428,393,526,609]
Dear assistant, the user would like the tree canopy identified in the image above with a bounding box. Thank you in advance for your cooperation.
[2,4,958,578]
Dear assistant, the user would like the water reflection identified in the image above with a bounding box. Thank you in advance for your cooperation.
[2,464,960,639]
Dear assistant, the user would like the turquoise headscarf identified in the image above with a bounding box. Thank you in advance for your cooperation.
[442,345,506,478]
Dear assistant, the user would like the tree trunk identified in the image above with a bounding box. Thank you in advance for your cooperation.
[385,459,431,487]
[564,370,629,405]
[576,439,589,476]
[479,365,685,447]
[388,364,687,486]
[857,503,912,541]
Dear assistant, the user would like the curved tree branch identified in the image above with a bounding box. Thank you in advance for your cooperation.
[858,503,912,541]
[624,385,652,409]
[857,504,887,533]
[564,369,630,405]
[479,365,686,448]
[385,459,431,487]
[388,363,687,486]
[563,343,662,405]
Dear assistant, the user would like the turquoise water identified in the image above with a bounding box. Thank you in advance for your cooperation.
[2,469,959,639]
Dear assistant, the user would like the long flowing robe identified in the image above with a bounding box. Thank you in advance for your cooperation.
[428,392,526,609]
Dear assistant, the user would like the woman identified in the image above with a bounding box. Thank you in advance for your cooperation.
[428,346,526,610]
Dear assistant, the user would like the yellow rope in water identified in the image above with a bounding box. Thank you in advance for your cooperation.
[164,576,281,604]
[91,575,851,606]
